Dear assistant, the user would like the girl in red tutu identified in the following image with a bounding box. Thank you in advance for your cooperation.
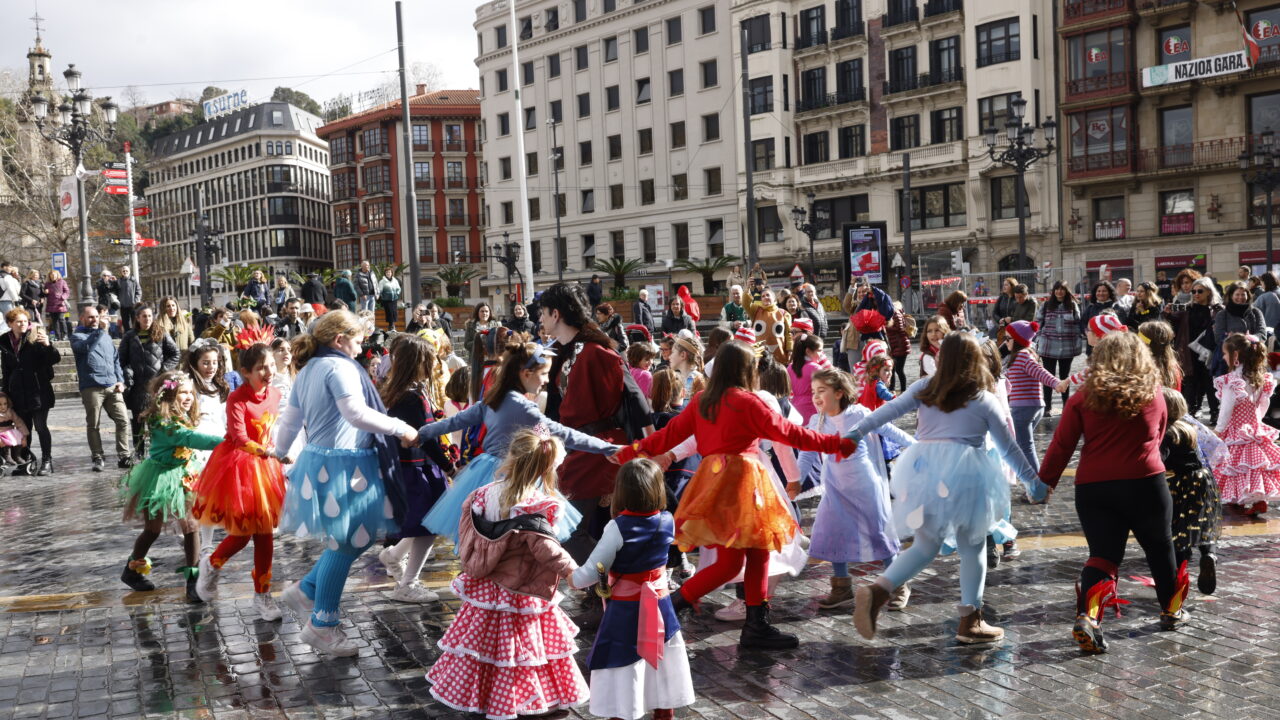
[191,342,288,620]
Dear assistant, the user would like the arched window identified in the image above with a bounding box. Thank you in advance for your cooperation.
[266,142,274,156]
[285,141,293,155]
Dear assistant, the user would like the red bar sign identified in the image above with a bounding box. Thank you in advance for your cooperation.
[102,169,127,179]
[103,185,129,195]
[132,207,150,217]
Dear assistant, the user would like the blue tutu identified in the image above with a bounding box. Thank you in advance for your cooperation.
[422,452,582,546]
[891,440,1010,549]
[279,444,400,551]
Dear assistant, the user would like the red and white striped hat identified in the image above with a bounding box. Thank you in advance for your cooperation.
[862,339,888,362]
[1088,314,1125,338]
[734,326,757,344]
[791,317,814,333]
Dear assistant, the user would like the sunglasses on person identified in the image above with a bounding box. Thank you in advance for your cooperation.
[1192,289,1207,295]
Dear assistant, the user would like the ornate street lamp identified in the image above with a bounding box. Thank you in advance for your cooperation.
[1240,128,1280,274]
[791,191,829,283]
[984,97,1056,279]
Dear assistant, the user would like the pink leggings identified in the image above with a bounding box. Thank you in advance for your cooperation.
[677,546,770,606]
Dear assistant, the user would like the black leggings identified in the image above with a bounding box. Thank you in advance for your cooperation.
[381,300,399,329]
[1074,473,1179,612]
[1041,355,1073,409]
[890,354,909,393]
[19,408,50,461]
[1182,362,1220,421]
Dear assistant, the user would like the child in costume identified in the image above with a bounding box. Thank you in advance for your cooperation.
[669,331,707,401]
[626,342,657,399]
[787,333,825,424]
[426,428,589,719]
[571,458,696,720]
[419,341,619,545]
[270,337,295,412]
[183,337,231,551]
[744,287,792,364]
[118,371,226,600]
[191,342,288,620]
[1211,333,1280,514]
[0,392,29,467]
[798,368,914,611]
[1161,388,1222,596]
[845,332,1044,645]
[918,316,949,377]
[1003,321,1067,472]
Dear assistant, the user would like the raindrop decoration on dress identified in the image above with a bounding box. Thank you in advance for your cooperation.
[323,493,340,518]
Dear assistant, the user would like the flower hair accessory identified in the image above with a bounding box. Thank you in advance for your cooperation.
[531,423,552,440]
[161,378,179,392]
[1244,333,1262,345]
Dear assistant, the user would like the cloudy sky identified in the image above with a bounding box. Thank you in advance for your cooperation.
[0,0,482,108]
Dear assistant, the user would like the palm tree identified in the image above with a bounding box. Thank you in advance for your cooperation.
[288,268,338,290]
[435,265,484,297]
[674,255,742,294]
[591,257,647,290]
[211,264,265,296]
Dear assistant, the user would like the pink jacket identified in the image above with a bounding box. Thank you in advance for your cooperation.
[457,491,576,600]
[44,279,70,314]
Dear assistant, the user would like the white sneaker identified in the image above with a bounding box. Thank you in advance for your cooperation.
[281,580,314,619]
[714,597,748,622]
[195,554,219,602]
[389,582,439,604]
[301,622,359,657]
[378,546,405,580]
[254,592,283,621]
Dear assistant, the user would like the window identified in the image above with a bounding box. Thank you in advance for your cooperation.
[1249,91,1280,137]
[610,184,624,209]
[702,113,720,141]
[601,134,620,159]
[838,125,866,158]
[672,174,688,200]
[752,138,776,170]
[1094,196,1126,239]
[673,223,689,259]
[498,112,510,136]
[496,69,509,92]
[574,0,586,22]
[1250,183,1280,228]
[1249,7,1280,61]
[610,230,625,257]
[930,35,960,80]
[604,0,616,12]
[759,206,783,242]
[365,201,391,230]
[1159,25,1191,65]
[531,241,543,273]
[556,236,568,270]
[801,68,825,109]
[899,182,967,230]
[640,179,656,205]
[749,77,774,114]
[634,27,649,54]
[990,176,1028,220]
[524,107,536,130]
[669,69,684,96]
[549,100,562,123]
[977,18,1020,67]
[744,14,771,53]
[604,36,618,62]
[581,189,595,213]
[1159,106,1193,166]
[578,92,591,118]
[1065,28,1127,94]
[836,59,863,99]
[642,227,657,262]
[978,93,1021,132]
[271,111,283,126]
[362,128,387,155]
[707,219,724,257]
[704,167,722,196]
[931,107,963,144]
[522,61,535,86]
[526,152,538,176]
[412,125,431,147]
[580,140,593,165]
[555,193,566,216]
[666,16,682,44]
[582,234,596,266]
[414,162,432,182]
[636,77,652,104]
[446,161,464,184]
[545,8,559,31]
[363,165,390,193]
[699,60,718,89]
[330,136,353,164]
[500,157,512,180]
[416,199,433,222]
[501,201,514,225]
[890,115,921,150]
[799,6,825,47]
[606,85,620,110]
[495,25,508,49]
[553,145,564,171]
[671,121,686,148]
[548,53,561,78]
[699,6,716,34]
[803,131,829,164]
[528,198,540,221]
[1160,190,1195,235]
[889,47,916,89]
[335,206,359,234]
[637,129,652,155]
[576,45,589,70]
[1067,105,1130,170]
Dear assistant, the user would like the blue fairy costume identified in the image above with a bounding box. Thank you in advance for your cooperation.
[571,511,695,720]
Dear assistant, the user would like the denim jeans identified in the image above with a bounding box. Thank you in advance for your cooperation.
[1009,404,1044,472]
[359,295,375,313]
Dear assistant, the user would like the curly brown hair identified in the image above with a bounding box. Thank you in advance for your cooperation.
[1083,332,1158,417]
[1224,333,1268,389]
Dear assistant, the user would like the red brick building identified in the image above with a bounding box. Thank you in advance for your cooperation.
[318,88,482,295]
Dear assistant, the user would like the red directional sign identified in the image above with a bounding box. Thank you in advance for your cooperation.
[132,207,150,217]
[102,169,127,179]
[103,185,129,195]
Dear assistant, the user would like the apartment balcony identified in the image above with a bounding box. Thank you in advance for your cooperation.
[266,182,299,194]
[830,21,865,45]
[268,244,302,258]
[444,176,476,190]
[363,184,393,199]
[330,153,355,167]
[796,30,828,52]
[1066,150,1134,181]
[442,140,476,153]
[883,68,964,98]
[333,227,360,240]
[362,146,391,160]
[922,0,962,22]
[417,214,435,227]
[796,88,868,115]
[446,213,481,227]
[795,140,965,187]
[412,141,434,153]
[332,191,358,204]
[1161,212,1195,236]
[415,178,435,190]
[1134,135,1251,175]
[1093,218,1126,241]
[882,5,919,36]
[1063,70,1137,105]
[1061,0,1134,30]
[1136,0,1194,23]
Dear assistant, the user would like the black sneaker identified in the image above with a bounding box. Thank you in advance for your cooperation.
[1198,553,1217,595]
[1159,608,1188,631]
[986,536,1001,569]
[118,456,135,469]
[185,574,202,603]
[121,562,155,592]
[1072,614,1107,653]
[92,457,105,472]
[36,459,52,476]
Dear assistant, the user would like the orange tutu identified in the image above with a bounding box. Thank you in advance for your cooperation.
[191,444,286,535]
[674,454,797,552]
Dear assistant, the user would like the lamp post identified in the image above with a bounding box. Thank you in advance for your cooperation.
[1240,128,1280,275]
[547,117,564,283]
[984,97,1056,280]
[790,191,829,284]
[29,64,118,304]
[495,231,523,300]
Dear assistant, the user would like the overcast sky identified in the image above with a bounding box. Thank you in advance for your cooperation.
[0,0,481,108]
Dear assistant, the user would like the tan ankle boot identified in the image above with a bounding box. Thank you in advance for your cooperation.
[956,608,1004,644]
[852,583,891,639]
[886,582,911,611]
[818,576,854,609]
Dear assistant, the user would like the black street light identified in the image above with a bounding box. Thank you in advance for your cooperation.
[547,117,564,283]
[29,63,118,303]
[984,97,1056,279]
[791,191,829,284]
[494,231,524,299]
[1240,128,1280,274]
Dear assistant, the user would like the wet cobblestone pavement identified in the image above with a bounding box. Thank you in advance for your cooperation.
[4,388,1280,720]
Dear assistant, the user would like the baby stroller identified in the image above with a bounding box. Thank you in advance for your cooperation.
[625,324,653,346]
[0,445,38,476]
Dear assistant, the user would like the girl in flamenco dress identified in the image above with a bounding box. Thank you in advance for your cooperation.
[426,428,589,719]
[1210,333,1280,515]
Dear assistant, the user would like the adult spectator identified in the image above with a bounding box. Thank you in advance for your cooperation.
[586,274,604,309]
[1165,277,1221,423]
[1237,265,1252,284]
[334,269,358,312]
[1080,281,1117,348]
[0,309,60,475]
[240,269,269,310]
[95,304,122,339]
[271,275,296,314]
[377,267,402,329]
[994,277,1019,327]
[1008,284,1038,325]
[936,290,969,330]
[71,303,131,472]
[115,267,142,333]
[300,272,327,312]
[1113,278,1134,313]
[155,296,194,352]
[43,270,70,340]
[1254,272,1280,335]
[885,303,911,393]
[799,283,828,336]
[19,269,43,317]
[1214,281,1266,373]
[721,285,746,325]
[119,303,180,460]
[504,302,534,335]
[94,269,117,314]
[541,282,649,562]
[355,260,377,313]
[661,296,696,335]
[0,263,21,316]
[1155,270,1173,304]
[1036,281,1083,413]
[275,299,306,340]
[201,307,236,345]
[1125,281,1164,332]
[632,289,656,332]
[1172,268,1201,304]
[782,294,803,324]
[464,303,495,350]
[405,302,433,334]
[595,303,629,350]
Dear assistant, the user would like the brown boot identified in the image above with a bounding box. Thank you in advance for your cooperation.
[956,608,1004,644]
[817,576,854,609]
[852,583,891,640]
[885,582,911,611]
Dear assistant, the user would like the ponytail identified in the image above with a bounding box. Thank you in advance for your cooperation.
[1224,332,1268,388]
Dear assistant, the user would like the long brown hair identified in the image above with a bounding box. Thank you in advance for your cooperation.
[182,340,229,402]
[1162,387,1196,449]
[649,367,681,414]
[699,342,757,422]
[919,315,951,353]
[916,332,993,412]
[484,341,549,410]
[1224,333,1268,388]
[790,333,822,376]
[1083,332,1158,417]
[379,334,435,409]
[1138,320,1181,389]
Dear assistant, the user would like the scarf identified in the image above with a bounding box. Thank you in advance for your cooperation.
[1226,300,1248,318]
[314,345,407,526]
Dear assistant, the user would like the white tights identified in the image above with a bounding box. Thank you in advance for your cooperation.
[386,536,434,587]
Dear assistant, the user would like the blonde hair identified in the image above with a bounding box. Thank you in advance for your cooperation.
[46,269,61,283]
[1138,320,1181,389]
[292,310,364,369]
[1084,332,1158,418]
[154,296,191,342]
[495,428,565,517]
[1162,386,1196,449]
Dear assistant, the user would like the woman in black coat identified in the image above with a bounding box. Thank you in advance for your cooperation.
[0,309,60,475]
[660,296,696,335]
[119,303,180,460]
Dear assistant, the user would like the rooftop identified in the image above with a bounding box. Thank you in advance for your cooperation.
[152,101,324,158]
[318,88,480,136]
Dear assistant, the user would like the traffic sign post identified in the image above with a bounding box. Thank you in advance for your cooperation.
[103,185,129,195]
[51,252,67,277]
[124,142,140,284]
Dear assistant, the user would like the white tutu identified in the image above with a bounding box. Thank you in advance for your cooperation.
[891,440,1010,549]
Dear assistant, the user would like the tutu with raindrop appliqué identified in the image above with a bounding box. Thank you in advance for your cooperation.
[278,443,400,548]
[889,439,1009,548]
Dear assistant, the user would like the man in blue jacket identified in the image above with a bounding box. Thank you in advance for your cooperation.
[71,303,132,472]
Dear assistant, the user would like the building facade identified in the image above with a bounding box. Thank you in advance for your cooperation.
[317,88,483,298]
[1057,0,1280,287]
[145,102,333,307]
[127,99,196,130]
[474,0,743,304]
[733,0,1061,294]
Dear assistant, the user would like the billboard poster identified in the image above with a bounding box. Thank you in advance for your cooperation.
[842,222,887,286]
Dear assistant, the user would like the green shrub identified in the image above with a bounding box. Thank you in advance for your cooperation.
[436,296,467,307]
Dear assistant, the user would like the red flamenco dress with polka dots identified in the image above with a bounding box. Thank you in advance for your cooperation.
[426,482,588,719]
[1210,369,1280,510]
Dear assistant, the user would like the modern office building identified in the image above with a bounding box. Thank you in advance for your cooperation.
[317,87,483,298]
[145,102,333,307]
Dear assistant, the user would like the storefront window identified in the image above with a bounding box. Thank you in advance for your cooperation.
[1158,25,1191,65]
